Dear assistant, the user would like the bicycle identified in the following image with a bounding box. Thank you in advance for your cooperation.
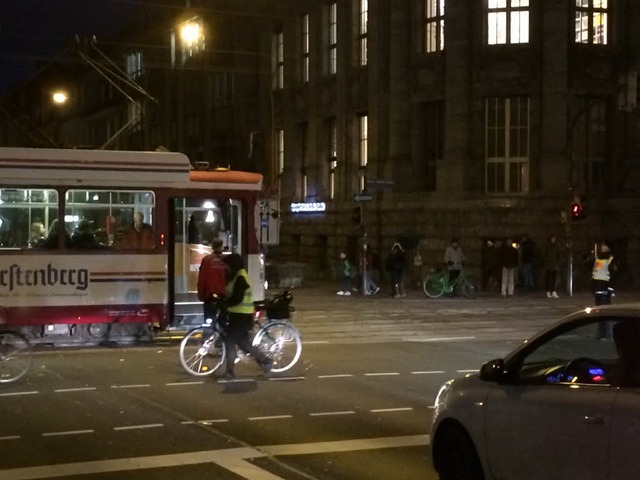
[179,290,302,376]
[0,330,32,383]
[423,267,480,299]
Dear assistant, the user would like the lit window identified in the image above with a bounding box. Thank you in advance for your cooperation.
[424,0,445,53]
[329,118,338,200]
[358,0,368,66]
[575,0,608,45]
[300,123,308,200]
[487,0,529,45]
[272,29,284,90]
[301,15,310,82]
[125,51,143,79]
[358,115,368,192]
[328,3,338,74]
[485,97,530,194]
[276,129,285,176]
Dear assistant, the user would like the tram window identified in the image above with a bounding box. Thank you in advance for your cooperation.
[65,190,155,250]
[0,188,59,250]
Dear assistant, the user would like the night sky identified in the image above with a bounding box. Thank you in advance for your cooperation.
[0,0,140,93]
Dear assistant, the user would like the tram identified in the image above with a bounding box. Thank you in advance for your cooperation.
[0,147,265,343]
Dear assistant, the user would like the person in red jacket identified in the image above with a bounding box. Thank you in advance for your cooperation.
[197,238,227,323]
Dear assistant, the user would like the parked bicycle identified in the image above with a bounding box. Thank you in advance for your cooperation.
[0,330,31,383]
[179,290,302,376]
[423,268,480,299]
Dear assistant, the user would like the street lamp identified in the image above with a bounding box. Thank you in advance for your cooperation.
[51,90,69,105]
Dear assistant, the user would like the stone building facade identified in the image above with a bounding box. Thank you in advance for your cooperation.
[1,0,639,289]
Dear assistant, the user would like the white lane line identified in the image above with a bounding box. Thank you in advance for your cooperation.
[54,387,97,393]
[317,374,353,378]
[199,419,229,425]
[111,384,151,389]
[0,435,20,441]
[165,381,204,386]
[0,391,38,397]
[113,424,164,431]
[457,369,479,373]
[370,407,414,413]
[42,430,94,437]
[411,370,446,375]
[248,415,292,421]
[403,336,476,342]
[364,372,400,377]
[267,377,305,382]
[304,340,329,344]
[0,434,429,480]
[309,411,355,417]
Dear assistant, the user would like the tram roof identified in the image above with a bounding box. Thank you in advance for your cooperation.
[0,147,263,191]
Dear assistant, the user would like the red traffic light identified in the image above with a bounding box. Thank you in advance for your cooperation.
[570,202,584,221]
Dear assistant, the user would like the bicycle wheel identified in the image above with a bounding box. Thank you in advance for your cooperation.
[0,331,31,384]
[179,327,226,376]
[423,273,445,298]
[252,321,302,373]
[461,276,480,299]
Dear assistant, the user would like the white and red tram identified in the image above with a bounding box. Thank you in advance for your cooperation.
[0,147,265,343]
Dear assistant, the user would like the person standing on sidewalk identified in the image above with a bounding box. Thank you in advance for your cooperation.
[500,238,518,297]
[386,243,407,297]
[336,252,354,296]
[444,238,465,295]
[542,235,561,298]
[585,241,619,338]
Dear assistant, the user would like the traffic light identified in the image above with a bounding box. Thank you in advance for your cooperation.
[570,201,585,221]
[351,206,362,224]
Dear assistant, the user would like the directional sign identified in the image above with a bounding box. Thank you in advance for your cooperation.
[354,194,373,202]
[366,178,394,190]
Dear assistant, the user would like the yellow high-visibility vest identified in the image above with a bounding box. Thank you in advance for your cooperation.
[226,269,254,314]
[592,256,613,282]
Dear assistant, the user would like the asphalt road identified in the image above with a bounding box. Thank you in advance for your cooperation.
[0,286,634,479]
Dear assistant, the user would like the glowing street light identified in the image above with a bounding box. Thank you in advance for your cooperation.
[180,21,201,46]
[52,91,69,105]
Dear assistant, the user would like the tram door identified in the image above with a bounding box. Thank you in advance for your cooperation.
[168,197,242,329]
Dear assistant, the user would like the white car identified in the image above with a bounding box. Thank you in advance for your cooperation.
[431,304,640,480]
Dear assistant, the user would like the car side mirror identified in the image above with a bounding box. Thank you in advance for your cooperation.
[480,359,505,382]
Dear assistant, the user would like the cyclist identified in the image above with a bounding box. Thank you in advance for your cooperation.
[221,253,273,380]
[197,238,227,325]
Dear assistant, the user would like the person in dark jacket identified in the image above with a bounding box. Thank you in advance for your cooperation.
[500,238,519,297]
[385,242,407,298]
[542,235,562,298]
[220,253,272,380]
[585,241,619,339]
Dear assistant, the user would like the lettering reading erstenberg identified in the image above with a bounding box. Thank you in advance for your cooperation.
[0,264,89,292]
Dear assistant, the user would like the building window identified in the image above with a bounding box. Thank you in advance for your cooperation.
[328,118,338,200]
[358,0,368,66]
[300,123,309,199]
[276,129,285,176]
[125,51,144,79]
[487,0,529,45]
[424,0,445,53]
[328,2,338,74]
[485,97,530,194]
[301,14,310,82]
[272,29,284,90]
[574,99,607,194]
[358,114,368,192]
[575,0,608,45]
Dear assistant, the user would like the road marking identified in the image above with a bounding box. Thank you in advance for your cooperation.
[248,415,293,421]
[411,370,446,375]
[364,372,400,377]
[309,411,355,417]
[0,391,38,397]
[42,430,94,437]
[0,436,20,441]
[370,407,413,413]
[54,387,96,393]
[0,434,429,480]
[165,381,204,386]
[457,369,479,373]
[403,336,475,342]
[268,376,305,382]
[111,384,151,389]
[317,374,353,378]
[113,424,164,431]
[199,419,229,425]
[303,340,329,344]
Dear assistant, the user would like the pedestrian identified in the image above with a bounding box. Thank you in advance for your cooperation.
[413,249,424,288]
[336,252,354,296]
[444,238,465,294]
[481,240,496,291]
[542,235,561,298]
[386,242,407,297]
[197,238,227,325]
[500,238,518,297]
[220,253,273,380]
[363,246,380,295]
[585,241,618,339]
[519,234,536,290]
